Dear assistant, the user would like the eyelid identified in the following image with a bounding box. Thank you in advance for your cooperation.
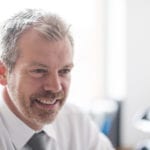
[31,68,48,72]
[29,68,49,78]
[59,68,72,75]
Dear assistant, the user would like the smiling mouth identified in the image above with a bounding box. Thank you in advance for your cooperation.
[33,98,59,110]
[36,98,57,105]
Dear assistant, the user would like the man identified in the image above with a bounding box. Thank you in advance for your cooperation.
[0,9,114,150]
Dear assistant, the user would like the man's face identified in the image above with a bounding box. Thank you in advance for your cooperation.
[5,29,73,129]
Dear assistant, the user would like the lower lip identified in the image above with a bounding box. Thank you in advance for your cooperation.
[34,100,59,110]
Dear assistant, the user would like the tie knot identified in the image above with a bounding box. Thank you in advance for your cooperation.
[24,131,50,150]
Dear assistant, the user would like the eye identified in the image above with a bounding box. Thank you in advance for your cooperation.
[59,68,71,76]
[33,69,47,73]
[29,68,48,78]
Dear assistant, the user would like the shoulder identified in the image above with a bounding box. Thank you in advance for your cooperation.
[54,103,114,149]
[0,110,12,149]
[53,102,94,134]
[0,108,9,137]
[57,103,89,122]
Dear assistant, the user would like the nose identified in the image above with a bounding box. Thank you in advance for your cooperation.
[43,73,62,92]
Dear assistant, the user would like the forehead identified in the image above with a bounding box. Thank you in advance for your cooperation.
[16,29,73,67]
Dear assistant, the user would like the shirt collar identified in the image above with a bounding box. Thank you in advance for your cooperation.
[0,101,57,149]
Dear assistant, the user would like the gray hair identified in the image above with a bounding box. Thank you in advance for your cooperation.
[0,9,73,72]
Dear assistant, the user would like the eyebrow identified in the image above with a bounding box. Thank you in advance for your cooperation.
[63,63,74,68]
[29,63,48,68]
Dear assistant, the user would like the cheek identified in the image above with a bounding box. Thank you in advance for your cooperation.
[8,75,38,99]
[21,73,43,89]
[63,78,71,93]
[20,80,41,98]
[7,73,18,93]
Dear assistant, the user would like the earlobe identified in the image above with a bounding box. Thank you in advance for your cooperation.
[0,62,7,86]
[0,75,7,85]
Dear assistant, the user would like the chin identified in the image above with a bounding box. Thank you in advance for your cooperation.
[35,110,59,125]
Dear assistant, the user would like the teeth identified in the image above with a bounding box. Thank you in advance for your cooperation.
[36,98,57,105]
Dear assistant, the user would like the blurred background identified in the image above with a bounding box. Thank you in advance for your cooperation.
[0,0,150,149]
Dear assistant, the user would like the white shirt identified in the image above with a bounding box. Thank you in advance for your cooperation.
[0,102,114,150]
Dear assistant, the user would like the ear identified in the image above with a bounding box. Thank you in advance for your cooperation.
[0,61,7,86]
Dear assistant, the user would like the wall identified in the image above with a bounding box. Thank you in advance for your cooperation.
[122,0,150,148]
[68,0,106,103]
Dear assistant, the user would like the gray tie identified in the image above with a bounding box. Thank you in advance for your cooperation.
[24,131,50,150]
